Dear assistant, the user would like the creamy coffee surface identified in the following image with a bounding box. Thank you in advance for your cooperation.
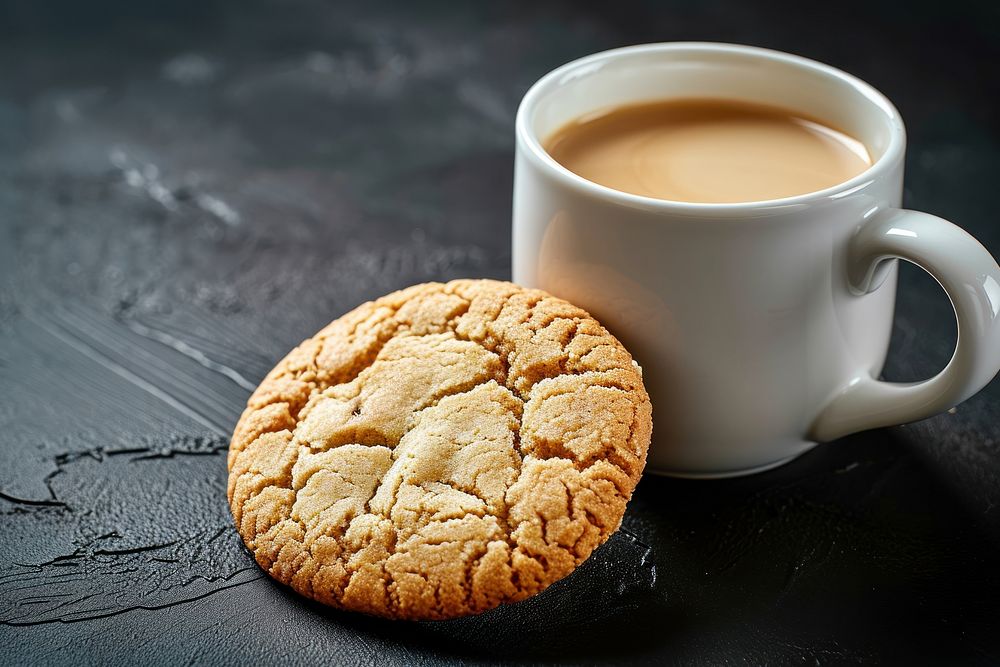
[544,98,872,203]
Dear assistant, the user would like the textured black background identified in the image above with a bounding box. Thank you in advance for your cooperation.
[2,0,999,664]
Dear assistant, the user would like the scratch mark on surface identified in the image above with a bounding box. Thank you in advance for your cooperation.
[130,445,228,461]
[40,438,228,479]
[194,193,241,226]
[119,318,256,391]
[1,573,262,626]
[108,148,241,225]
[1,526,255,625]
[0,490,67,508]
[23,310,228,435]
[116,157,178,212]
[618,527,657,588]
[0,428,254,626]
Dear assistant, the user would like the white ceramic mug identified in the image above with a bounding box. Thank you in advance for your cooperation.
[512,43,1000,477]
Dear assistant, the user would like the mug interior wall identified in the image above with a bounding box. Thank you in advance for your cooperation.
[529,47,894,163]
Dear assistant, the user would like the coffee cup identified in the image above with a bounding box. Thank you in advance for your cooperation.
[512,42,1000,477]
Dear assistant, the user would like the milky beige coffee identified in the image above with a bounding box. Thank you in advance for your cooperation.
[544,98,872,203]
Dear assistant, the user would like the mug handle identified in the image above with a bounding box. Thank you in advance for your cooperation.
[810,208,1000,442]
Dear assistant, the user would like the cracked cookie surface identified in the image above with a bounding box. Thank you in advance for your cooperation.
[227,279,652,620]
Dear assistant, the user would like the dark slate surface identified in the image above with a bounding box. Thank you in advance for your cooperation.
[1,0,999,664]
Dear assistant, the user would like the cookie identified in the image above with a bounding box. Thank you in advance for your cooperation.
[227,279,652,620]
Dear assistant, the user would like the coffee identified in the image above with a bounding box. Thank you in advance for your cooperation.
[544,98,871,203]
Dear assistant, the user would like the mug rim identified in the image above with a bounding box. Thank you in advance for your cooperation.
[515,42,906,217]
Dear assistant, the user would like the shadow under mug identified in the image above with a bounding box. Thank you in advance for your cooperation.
[512,42,1000,478]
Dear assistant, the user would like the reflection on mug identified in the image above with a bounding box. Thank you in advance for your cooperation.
[538,212,683,451]
[538,212,677,347]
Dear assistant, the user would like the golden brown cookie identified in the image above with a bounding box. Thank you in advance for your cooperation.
[227,279,652,620]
